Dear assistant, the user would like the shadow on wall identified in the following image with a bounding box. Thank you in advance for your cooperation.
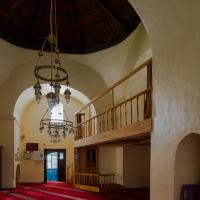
[174,133,200,200]
[16,164,20,185]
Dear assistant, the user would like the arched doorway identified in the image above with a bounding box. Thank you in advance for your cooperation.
[174,133,200,200]
[13,84,97,184]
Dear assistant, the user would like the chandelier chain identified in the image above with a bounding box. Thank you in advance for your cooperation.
[33,0,73,143]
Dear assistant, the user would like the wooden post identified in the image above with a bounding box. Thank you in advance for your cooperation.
[76,113,85,139]
[0,146,1,189]
[130,99,133,124]
[137,95,139,122]
[144,61,152,119]
[111,89,115,129]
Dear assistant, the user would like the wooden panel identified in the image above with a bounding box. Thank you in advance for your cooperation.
[75,119,152,147]
[0,146,2,189]
[74,173,115,192]
[75,184,100,192]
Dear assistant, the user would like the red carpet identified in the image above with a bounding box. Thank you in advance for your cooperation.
[0,182,150,200]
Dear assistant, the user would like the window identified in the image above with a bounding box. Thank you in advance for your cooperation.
[47,152,58,169]
[51,103,63,122]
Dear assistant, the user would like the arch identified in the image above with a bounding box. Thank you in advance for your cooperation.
[16,164,20,186]
[174,133,200,200]
[13,84,97,122]
[0,54,109,116]
[128,1,152,47]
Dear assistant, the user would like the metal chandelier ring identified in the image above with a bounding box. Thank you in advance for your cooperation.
[34,65,68,82]
[41,119,73,129]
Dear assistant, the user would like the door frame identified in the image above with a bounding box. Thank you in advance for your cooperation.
[44,149,66,183]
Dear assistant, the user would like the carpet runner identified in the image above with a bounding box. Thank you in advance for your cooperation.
[0,182,149,200]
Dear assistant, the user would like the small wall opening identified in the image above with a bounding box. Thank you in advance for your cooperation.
[174,133,200,200]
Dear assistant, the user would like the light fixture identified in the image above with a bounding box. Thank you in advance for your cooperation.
[39,107,74,143]
[33,0,71,107]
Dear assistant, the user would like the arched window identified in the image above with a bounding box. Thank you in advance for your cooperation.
[51,103,63,122]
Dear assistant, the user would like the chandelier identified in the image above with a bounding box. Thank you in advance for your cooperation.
[33,0,71,108]
[39,105,74,144]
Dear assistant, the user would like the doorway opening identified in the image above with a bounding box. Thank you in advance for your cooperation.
[44,149,66,182]
[174,133,200,199]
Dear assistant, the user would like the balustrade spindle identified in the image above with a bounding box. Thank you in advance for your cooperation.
[137,95,139,122]
[125,102,127,126]
[130,100,133,124]
[75,89,151,139]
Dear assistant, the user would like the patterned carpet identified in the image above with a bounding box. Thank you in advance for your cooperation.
[0,182,150,200]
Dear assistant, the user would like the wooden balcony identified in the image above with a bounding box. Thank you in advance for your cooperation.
[74,58,152,147]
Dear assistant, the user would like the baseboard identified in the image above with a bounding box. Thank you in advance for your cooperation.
[0,187,15,190]
[19,181,44,184]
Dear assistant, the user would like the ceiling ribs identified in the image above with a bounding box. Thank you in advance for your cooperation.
[94,0,131,32]
[29,0,47,42]
[0,0,140,54]
[1,0,26,27]
[67,0,83,49]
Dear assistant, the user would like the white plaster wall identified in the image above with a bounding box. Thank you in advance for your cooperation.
[116,146,123,185]
[99,145,123,185]
[123,145,150,188]
[0,117,15,188]
[99,146,116,175]
[14,120,21,186]
[174,133,200,200]
[128,0,200,199]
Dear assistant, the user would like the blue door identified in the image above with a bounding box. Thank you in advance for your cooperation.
[46,152,58,181]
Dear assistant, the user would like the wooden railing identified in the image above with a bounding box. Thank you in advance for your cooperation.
[75,88,151,139]
[75,58,152,140]
[74,173,115,192]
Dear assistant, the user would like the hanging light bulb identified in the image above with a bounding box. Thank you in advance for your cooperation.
[62,129,66,138]
[64,88,71,104]
[53,82,61,102]
[33,81,42,104]
[39,124,44,134]
[48,130,52,136]
[64,79,71,103]
[46,92,57,109]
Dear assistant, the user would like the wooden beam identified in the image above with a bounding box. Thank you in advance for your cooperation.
[94,0,130,32]
[75,118,152,147]
[123,139,151,147]
[1,0,26,27]
[75,57,152,114]
[30,0,47,41]
[67,0,83,49]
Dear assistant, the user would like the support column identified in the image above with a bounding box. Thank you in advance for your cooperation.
[0,115,15,188]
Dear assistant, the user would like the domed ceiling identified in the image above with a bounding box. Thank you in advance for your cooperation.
[0,0,140,54]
